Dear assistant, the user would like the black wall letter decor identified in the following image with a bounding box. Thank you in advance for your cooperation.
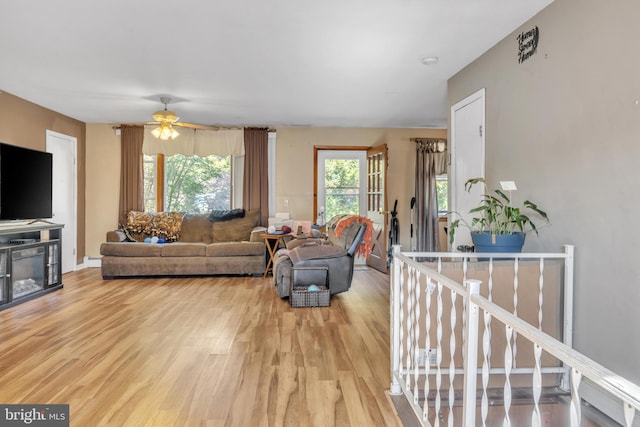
[517,26,539,64]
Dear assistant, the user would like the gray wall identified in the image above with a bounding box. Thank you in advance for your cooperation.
[448,0,640,388]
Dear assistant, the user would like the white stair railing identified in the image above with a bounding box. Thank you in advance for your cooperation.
[389,245,640,427]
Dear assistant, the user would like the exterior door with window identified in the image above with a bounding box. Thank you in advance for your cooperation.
[316,150,367,223]
[315,146,388,272]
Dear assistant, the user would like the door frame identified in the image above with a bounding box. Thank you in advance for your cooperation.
[313,146,369,222]
[46,130,77,273]
[449,88,486,250]
[365,143,388,273]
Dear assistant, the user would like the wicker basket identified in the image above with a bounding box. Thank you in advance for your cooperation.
[290,285,330,307]
[290,266,330,307]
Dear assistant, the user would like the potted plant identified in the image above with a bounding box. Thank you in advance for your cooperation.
[448,177,549,253]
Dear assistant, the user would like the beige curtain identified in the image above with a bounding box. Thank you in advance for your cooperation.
[118,125,145,225]
[415,139,447,253]
[242,128,269,226]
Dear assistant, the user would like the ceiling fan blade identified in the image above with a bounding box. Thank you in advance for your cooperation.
[174,122,219,130]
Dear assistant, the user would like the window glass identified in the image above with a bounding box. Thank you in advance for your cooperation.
[436,174,448,214]
[144,154,232,213]
[143,155,157,212]
[324,158,360,220]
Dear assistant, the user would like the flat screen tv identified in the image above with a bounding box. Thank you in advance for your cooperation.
[0,142,53,221]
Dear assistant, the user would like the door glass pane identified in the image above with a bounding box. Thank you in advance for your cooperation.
[324,158,360,220]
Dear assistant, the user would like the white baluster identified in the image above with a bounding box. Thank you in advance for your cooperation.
[423,275,433,423]
[624,402,636,427]
[531,344,542,427]
[406,266,414,390]
[390,248,402,395]
[435,282,443,427]
[570,368,582,426]
[512,258,519,368]
[398,260,405,391]
[538,258,544,330]
[414,268,421,402]
[487,259,494,368]
[448,289,457,427]
[503,325,513,427]
[481,310,492,426]
[462,256,468,359]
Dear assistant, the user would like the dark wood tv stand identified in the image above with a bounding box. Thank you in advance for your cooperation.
[0,222,63,311]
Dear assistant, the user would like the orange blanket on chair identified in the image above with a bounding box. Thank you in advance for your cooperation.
[331,215,374,258]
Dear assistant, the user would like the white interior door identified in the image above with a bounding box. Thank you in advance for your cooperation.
[450,89,485,251]
[46,130,77,274]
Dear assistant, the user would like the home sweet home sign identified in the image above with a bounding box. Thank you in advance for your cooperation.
[517,26,539,63]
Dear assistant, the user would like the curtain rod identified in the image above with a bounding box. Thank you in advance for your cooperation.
[115,124,276,133]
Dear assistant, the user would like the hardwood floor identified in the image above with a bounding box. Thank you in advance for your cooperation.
[0,268,402,426]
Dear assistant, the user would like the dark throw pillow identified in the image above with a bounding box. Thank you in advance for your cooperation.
[208,209,245,223]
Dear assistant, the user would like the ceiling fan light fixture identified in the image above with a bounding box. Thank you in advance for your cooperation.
[151,123,179,140]
[149,97,181,139]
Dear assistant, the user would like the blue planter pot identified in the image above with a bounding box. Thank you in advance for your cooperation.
[471,231,525,253]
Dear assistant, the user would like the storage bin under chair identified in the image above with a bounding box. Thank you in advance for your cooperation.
[290,266,330,307]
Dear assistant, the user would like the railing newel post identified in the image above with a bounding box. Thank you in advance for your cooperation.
[389,244,403,395]
[462,279,482,427]
[561,245,575,391]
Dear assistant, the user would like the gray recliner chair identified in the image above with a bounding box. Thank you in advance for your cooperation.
[272,216,368,298]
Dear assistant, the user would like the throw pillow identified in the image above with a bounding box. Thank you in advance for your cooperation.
[208,208,245,222]
[126,211,153,234]
[180,214,214,243]
[212,209,260,242]
[149,212,185,242]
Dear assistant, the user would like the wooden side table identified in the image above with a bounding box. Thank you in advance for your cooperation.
[261,233,289,278]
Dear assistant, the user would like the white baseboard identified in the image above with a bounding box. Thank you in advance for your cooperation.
[83,256,102,268]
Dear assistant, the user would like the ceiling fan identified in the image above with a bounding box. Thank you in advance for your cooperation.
[148,97,216,140]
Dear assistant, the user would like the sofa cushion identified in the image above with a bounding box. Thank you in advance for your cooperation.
[180,214,214,243]
[161,243,206,257]
[206,241,265,257]
[212,209,260,242]
[100,242,163,257]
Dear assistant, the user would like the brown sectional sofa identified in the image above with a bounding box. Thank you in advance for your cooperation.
[100,210,266,278]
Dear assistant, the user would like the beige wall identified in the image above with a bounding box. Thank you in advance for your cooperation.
[274,127,447,250]
[448,0,640,391]
[83,125,446,257]
[0,90,86,265]
[86,124,121,258]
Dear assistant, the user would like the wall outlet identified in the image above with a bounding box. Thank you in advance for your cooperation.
[416,348,438,366]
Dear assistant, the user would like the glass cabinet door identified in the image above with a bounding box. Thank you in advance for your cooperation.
[47,242,60,287]
[0,250,7,304]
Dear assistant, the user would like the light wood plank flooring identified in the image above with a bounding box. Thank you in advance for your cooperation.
[0,267,402,426]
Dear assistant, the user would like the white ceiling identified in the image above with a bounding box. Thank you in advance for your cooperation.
[0,0,553,128]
